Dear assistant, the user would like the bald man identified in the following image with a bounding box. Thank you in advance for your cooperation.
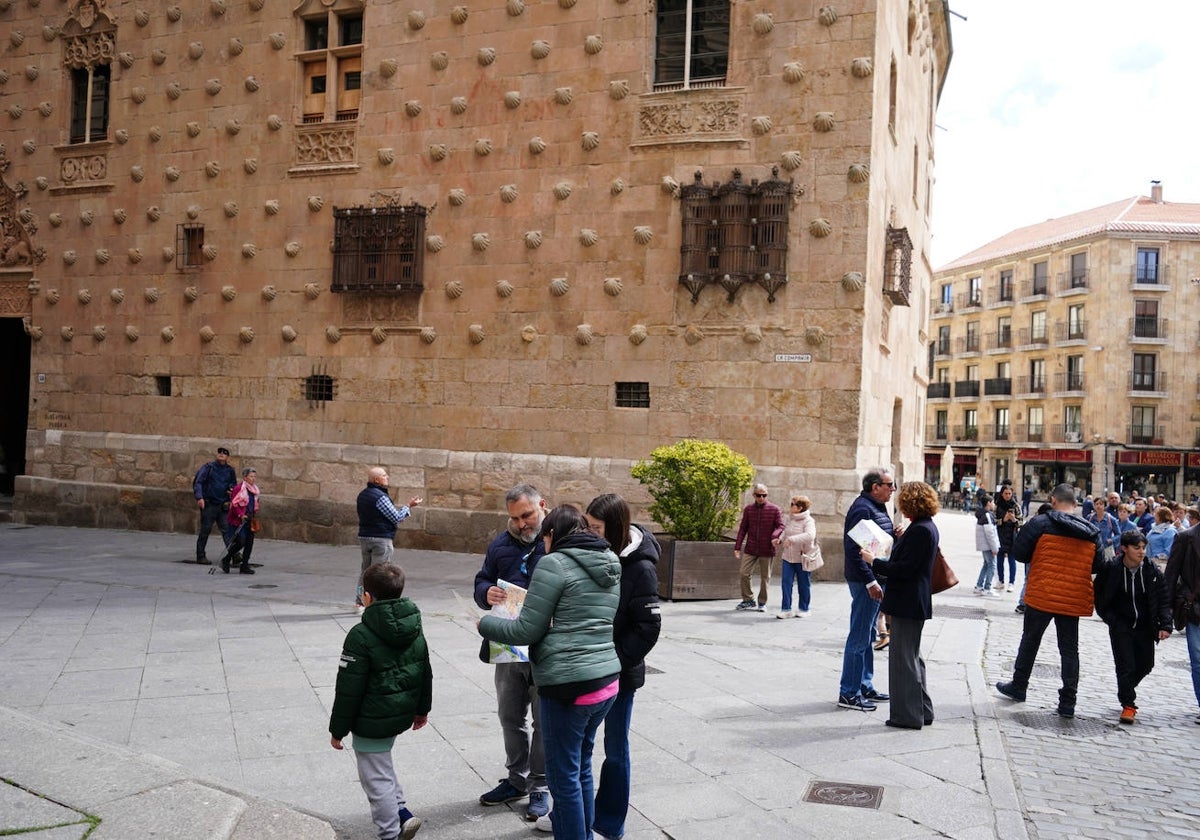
[356,467,422,613]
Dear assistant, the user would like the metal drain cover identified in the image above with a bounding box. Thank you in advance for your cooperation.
[803,781,883,809]
[935,605,987,619]
[247,583,278,589]
[1008,710,1112,736]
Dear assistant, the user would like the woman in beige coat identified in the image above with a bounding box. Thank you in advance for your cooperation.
[773,495,817,618]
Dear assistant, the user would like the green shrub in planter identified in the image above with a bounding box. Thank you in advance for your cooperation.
[631,439,755,542]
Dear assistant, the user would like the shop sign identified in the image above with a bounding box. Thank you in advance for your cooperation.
[1017,448,1056,462]
[1116,450,1183,467]
[1056,449,1091,463]
[1188,453,1200,469]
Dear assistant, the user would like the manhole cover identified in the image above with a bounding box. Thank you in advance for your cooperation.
[935,605,987,619]
[803,781,883,809]
[247,584,278,589]
[1008,710,1112,736]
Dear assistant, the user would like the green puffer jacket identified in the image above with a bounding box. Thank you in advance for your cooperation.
[329,597,432,740]
[479,534,620,689]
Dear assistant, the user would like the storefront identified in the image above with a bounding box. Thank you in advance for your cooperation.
[924,447,978,506]
[1184,454,1200,503]
[1018,448,1093,497]
[1115,450,1183,500]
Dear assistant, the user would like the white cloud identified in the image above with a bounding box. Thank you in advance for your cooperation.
[931,1,1200,266]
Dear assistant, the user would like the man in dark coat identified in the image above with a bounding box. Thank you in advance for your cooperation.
[192,446,236,565]
[734,483,785,611]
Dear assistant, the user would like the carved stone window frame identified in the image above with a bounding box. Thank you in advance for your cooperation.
[294,0,365,126]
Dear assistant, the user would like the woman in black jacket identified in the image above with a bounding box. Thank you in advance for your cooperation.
[583,494,662,840]
[864,481,940,730]
[994,484,1022,592]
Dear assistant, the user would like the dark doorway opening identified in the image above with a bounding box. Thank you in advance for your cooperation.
[0,318,31,496]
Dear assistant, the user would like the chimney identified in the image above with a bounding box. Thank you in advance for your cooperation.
[1151,180,1163,204]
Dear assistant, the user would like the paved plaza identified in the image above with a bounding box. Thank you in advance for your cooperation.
[0,511,1197,839]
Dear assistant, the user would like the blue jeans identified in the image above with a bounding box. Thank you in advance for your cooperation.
[995,547,1017,585]
[540,693,615,840]
[1187,622,1200,708]
[780,562,811,612]
[838,581,881,698]
[975,551,996,590]
[592,689,635,839]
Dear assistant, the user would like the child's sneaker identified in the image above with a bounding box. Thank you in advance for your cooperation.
[398,809,422,839]
[1006,584,1014,592]
[1119,705,1137,725]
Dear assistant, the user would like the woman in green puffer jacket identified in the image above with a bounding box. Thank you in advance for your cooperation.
[478,505,620,840]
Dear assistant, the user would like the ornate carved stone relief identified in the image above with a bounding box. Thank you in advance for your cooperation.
[0,148,45,269]
[292,125,358,172]
[632,89,746,147]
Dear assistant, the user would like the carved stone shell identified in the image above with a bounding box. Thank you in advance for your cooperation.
[267,114,283,131]
[45,288,60,304]
[444,280,465,299]
[189,42,205,60]
[549,277,569,296]
[24,66,38,82]
[477,48,496,67]
[848,163,871,183]
[371,327,388,345]
[451,96,469,115]
[80,209,95,226]
[241,243,256,258]
[633,226,654,245]
[431,51,449,71]
[507,0,525,16]
[6,103,24,118]
[199,326,216,343]
[553,182,572,200]
[230,37,244,56]
[127,248,142,264]
[819,6,839,26]
[609,80,630,100]
[95,248,111,265]
[115,129,130,143]
[474,138,492,156]
[131,86,148,104]
[500,184,519,203]
[136,9,151,26]
[160,326,176,343]
[144,287,160,303]
[378,148,395,165]
[164,247,177,263]
[449,188,467,206]
[61,326,74,341]
[451,6,470,25]
[281,325,298,342]
[187,205,202,220]
[531,40,551,59]
[783,62,805,84]
[164,165,180,181]
[49,212,63,227]
[841,271,865,292]
[202,244,218,261]
[603,277,623,296]
[610,178,625,195]
[472,233,491,252]
[684,325,704,346]
[63,250,78,266]
[117,51,135,69]
[124,325,138,342]
[269,33,286,50]
[495,279,514,298]
[308,195,324,212]
[8,31,22,49]
[405,100,422,117]
[808,218,833,238]
[408,10,426,30]
[264,199,280,215]
[112,208,128,224]
[304,283,321,300]
[581,131,600,151]
[661,175,680,196]
[559,0,579,6]
[204,159,222,178]
[35,176,49,189]
[152,49,166,65]
[524,230,544,250]
[205,79,223,96]
[244,158,258,174]
[851,57,874,78]
[220,285,237,301]
[110,288,125,304]
[521,325,538,343]
[186,121,201,137]
[419,326,437,344]
[528,136,546,155]
[379,58,398,78]
[781,150,803,171]
[468,324,486,345]
[806,326,829,347]
[37,101,53,117]
[813,112,835,132]
[504,91,521,109]
[575,324,594,346]
[579,229,598,247]
[183,286,199,302]
[751,116,773,135]
[554,87,573,105]
[752,13,775,35]
[743,325,763,343]
[243,75,260,93]
[429,143,448,161]
[261,285,276,300]
[239,327,255,344]
[629,324,648,345]
[223,201,239,218]
[426,235,445,253]
[585,35,603,55]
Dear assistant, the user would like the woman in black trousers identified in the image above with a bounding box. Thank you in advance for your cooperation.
[863,481,940,729]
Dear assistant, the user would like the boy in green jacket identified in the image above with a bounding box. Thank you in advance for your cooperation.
[330,563,432,840]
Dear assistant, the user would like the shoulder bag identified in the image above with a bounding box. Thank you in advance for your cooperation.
[931,548,959,594]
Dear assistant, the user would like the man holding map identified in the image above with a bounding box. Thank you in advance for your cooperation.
[838,468,897,711]
[472,484,550,821]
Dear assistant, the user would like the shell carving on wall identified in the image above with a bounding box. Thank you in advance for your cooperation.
[813,112,835,132]
[379,58,398,78]
[202,244,219,261]
[808,218,833,238]
[164,165,180,181]
[229,37,244,56]
[841,271,865,292]
[183,286,199,302]
[205,79,223,96]
[848,163,871,183]
[504,91,521,109]
[851,57,874,78]
[684,325,704,346]
[49,212,63,227]
[164,247,177,263]
[575,324,594,346]
[143,287,160,303]
[223,201,239,218]
[188,42,204,60]
[304,283,321,300]
[609,80,630,100]
[152,49,166,65]
[429,144,448,161]
[474,138,493,156]
[603,277,623,296]
[371,327,388,345]
[241,243,256,258]
[281,325,298,342]
[495,279,514,298]
[500,184,519,203]
[61,326,74,341]
[528,137,546,155]
[661,175,680,196]
[579,228,598,246]
[267,114,283,130]
[426,235,445,252]
[477,48,496,66]
[751,116,773,135]
[80,209,95,226]
[743,325,763,343]
[521,325,538,343]
[629,324,648,345]
[610,178,625,195]
[124,326,138,342]
[62,250,77,265]
[127,248,142,264]
[524,230,544,249]
[553,182,572,200]
[186,121,201,137]
[239,327,255,344]
[269,33,286,50]
[531,40,551,59]
[819,6,839,26]
[554,87,573,105]
[431,51,449,71]
[548,277,569,296]
[581,131,600,151]
[781,150,803,171]
[444,280,465,299]
[408,10,426,30]
[450,96,468,115]
[752,13,775,35]
[448,188,467,206]
[468,324,486,345]
[507,0,525,15]
[261,285,276,301]
[405,100,422,117]
[633,226,654,245]
[95,248,111,265]
[472,233,491,252]
[112,208,127,224]
[264,199,280,215]
[783,62,805,84]
[199,326,216,343]
[221,285,237,301]
[451,6,470,25]
[585,35,603,55]
[161,326,176,343]
[325,326,340,343]
[419,326,437,344]
[109,288,125,304]
[806,326,829,347]
[307,195,324,212]
[186,205,202,220]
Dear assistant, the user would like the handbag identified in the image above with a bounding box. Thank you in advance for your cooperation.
[801,542,824,572]
[1173,594,1196,632]
[249,517,261,534]
[931,547,959,594]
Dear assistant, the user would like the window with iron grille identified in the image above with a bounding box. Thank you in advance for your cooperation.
[176,224,204,270]
[305,374,335,402]
[615,382,650,408]
[332,204,426,293]
[883,226,913,306]
[679,168,793,303]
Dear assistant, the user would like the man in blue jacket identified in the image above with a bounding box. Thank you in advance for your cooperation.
[838,468,896,711]
[356,467,422,612]
[192,446,236,565]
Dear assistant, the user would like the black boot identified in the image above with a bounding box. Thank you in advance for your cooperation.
[221,555,231,574]
[239,562,255,575]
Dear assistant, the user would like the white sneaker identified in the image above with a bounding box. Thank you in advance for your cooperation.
[534,813,553,833]
[973,587,984,596]
[776,611,790,619]
[1006,584,1014,593]
[794,610,807,618]
[983,589,999,598]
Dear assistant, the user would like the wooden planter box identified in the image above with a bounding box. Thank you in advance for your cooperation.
[657,537,741,601]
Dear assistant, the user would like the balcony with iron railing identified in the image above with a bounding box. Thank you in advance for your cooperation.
[927,424,950,442]
[1127,370,1166,394]
[933,337,952,357]
[1130,264,1170,287]
[983,377,1012,396]
[954,379,981,398]
[956,290,983,311]
[1026,423,1045,443]
[1060,425,1085,444]
[1015,375,1047,397]
[1053,372,1085,394]
[933,299,954,316]
[986,329,1013,351]
[982,424,1011,443]
[1053,320,1087,343]
[953,424,979,442]
[955,334,982,355]
[1129,316,1169,343]
[1016,326,1050,348]
[1018,276,1050,301]
[927,381,951,399]
[1056,270,1089,295]
[1127,424,1164,446]
[989,281,1015,307]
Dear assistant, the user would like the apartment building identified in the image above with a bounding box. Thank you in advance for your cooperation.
[927,183,1200,501]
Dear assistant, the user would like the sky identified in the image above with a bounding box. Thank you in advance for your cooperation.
[930,1,1200,267]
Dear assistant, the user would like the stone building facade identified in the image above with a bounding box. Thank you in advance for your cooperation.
[928,183,1200,503]
[0,1,951,551]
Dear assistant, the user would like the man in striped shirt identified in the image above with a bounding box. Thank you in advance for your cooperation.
[356,467,422,614]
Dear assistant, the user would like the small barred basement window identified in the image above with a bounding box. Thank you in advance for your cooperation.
[615,382,651,408]
[305,374,335,402]
[177,224,204,270]
[331,204,426,293]
[155,375,171,397]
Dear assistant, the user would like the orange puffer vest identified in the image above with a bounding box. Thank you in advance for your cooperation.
[1017,510,1102,617]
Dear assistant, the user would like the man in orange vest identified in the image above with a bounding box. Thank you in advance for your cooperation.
[995,483,1104,718]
